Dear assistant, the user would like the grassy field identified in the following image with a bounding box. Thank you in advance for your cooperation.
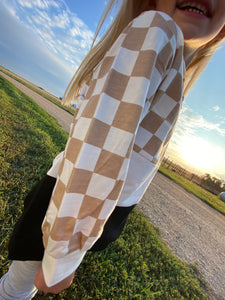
[0,75,68,269]
[159,166,225,216]
[0,65,75,115]
[0,75,211,299]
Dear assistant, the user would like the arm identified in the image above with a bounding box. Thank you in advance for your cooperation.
[34,268,75,294]
[39,10,182,289]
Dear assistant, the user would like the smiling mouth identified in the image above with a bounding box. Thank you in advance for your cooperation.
[177,1,211,17]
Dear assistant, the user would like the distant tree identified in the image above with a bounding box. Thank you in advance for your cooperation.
[202,174,225,193]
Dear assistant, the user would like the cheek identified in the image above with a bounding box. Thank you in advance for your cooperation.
[155,6,175,17]
[211,18,225,41]
[213,4,225,33]
[155,0,176,13]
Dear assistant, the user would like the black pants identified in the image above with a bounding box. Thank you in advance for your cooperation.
[9,175,135,260]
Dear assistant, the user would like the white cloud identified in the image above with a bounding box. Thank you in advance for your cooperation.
[177,106,225,137]
[18,0,47,9]
[0,0,95,86]
[16,0,94,64]
[213,105,220,112]
[17,0,59,9]
[2,2,17,17]
[32,10,51,24]
[0,1,75,95]
[52,11,70,29]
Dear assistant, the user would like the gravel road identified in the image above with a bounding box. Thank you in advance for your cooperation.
[139,173,225,299]
[1,71,225,299]
[0,71,73,132]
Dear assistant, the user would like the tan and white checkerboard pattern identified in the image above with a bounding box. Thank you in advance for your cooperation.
[42,10,185,286]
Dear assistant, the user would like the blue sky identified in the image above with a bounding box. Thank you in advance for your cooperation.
[0,0,225,180]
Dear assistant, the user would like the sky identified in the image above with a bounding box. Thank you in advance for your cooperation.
[0,0,225,181]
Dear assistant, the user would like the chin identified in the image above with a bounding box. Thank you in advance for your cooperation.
[178,25,204,41]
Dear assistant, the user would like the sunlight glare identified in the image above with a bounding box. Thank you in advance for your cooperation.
[179,137,223,172]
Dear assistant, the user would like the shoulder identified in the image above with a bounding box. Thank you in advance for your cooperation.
[131,10,183,45]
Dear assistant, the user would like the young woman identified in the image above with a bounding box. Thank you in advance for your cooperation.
[1,0,225,298]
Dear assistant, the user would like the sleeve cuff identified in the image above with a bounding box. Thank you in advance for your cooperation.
[42,249,86,287]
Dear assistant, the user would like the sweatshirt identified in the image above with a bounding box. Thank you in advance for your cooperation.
[42,10,185,286]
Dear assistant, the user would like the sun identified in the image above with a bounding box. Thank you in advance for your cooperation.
[179,137,222,172]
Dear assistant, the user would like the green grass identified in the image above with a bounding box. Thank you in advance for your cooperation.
[159,166,225,216]
[0,75,211,299]
[0,66,75,115]
[0,75,68,269]
[34,211,210,299]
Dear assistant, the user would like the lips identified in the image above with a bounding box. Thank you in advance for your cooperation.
[176,0,213,17]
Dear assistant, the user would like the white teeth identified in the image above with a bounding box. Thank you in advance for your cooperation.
[179,1,208,16]
[186,7,204,15]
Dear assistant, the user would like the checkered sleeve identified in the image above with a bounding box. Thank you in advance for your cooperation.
[41,10,183,286]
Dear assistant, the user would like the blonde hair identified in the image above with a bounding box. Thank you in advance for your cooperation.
[63,0,225,105]
[184,35,225,94]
